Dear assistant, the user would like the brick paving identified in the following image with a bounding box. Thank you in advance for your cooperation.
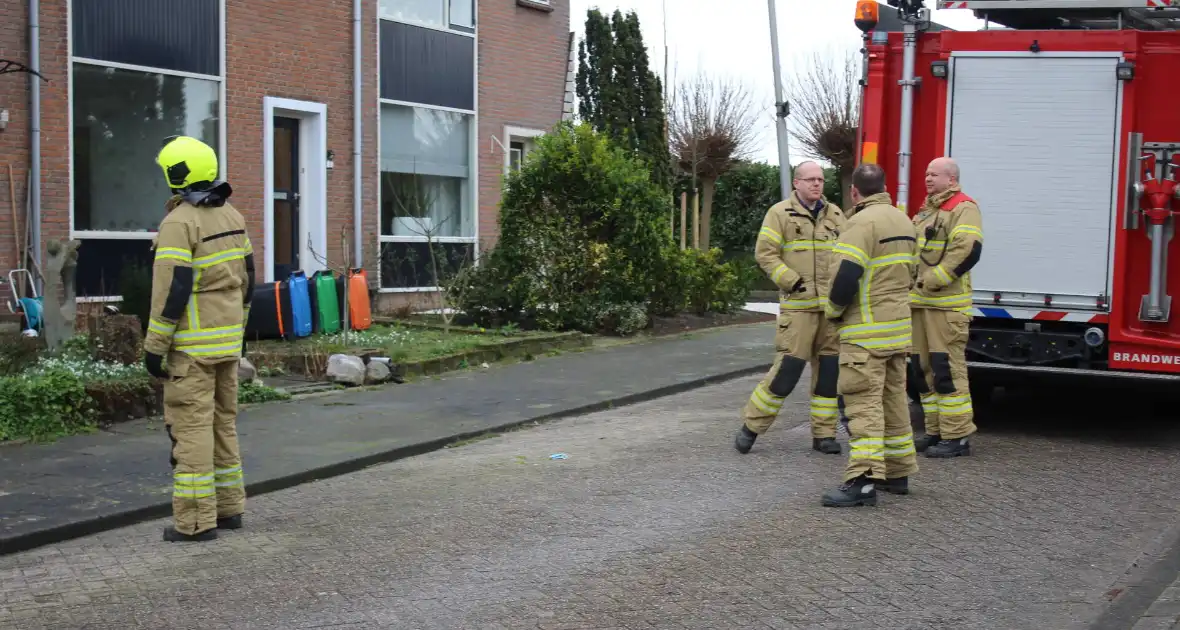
[2,376,1180,629]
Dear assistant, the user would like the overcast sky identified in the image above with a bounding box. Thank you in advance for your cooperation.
[569,0,987,166]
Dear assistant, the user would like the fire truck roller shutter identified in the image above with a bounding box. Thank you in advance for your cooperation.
[945,53,1121,308]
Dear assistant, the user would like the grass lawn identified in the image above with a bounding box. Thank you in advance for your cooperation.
[248,324,529,363]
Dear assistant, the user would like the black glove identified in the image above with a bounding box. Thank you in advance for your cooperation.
[790,278,806,293]
[145,352,169,379]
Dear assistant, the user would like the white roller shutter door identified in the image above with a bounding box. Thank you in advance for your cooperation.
[947,54,1120,306]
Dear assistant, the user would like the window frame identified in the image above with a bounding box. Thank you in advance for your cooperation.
[377,1,479,293]
[378,0,476,37]
[502,125,545,175]
[66,0,228,243]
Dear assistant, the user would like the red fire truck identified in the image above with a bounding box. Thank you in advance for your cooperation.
[854,0,1180,393]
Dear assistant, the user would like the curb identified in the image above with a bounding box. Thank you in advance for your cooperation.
[0,362,770,557]
[1083,520,1180,630]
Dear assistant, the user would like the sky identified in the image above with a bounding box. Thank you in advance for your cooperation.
[568,0,987,167]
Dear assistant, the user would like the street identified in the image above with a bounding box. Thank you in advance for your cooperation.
[3,373,1180,629]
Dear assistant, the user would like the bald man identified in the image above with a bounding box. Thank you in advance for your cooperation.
[909,157,984,458]
[736,161,847,456]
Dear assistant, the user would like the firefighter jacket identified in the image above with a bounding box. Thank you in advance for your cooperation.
[144,185,255,364]
[754,191,847,313]
[911,186,984,311]
[824,192,918,355]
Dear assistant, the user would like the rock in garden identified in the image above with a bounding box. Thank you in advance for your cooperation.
[326,354,366,386]
[364,360,391,384]
[238,357,258,383]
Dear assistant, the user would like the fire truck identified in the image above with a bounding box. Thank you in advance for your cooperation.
[853,0,1180,395]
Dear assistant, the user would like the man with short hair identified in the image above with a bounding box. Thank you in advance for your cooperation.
[735,161,847,455]
[910,157,984,458]
[821,163,919,507]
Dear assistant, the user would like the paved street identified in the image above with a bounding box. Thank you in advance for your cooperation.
[3,373,1180,629]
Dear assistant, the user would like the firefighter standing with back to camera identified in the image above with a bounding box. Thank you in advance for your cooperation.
[910,157,984,458]
[144,135,255,542]
[821,163,919,507]
[734,161,847,456]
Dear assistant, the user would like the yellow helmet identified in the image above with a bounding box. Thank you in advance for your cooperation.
[156,136,218,190]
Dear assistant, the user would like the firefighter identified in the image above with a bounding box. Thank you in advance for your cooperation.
[821,163,919,507]
[144,135,255,542]
[735,161,847,455]
[910,157,983,458]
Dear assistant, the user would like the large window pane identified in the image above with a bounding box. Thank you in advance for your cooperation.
[379,241,474,289]
[380,104,472,237]
[72,64,220,233]
[379,0,445,29]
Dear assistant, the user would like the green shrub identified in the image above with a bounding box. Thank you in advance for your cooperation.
[239,380,291,404]
[0,368,96,442]
[456,122,674,335]
[679,248,755,315]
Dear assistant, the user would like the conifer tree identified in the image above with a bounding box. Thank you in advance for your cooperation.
[576,8,672,190]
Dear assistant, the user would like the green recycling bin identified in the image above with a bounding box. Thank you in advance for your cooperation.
[310,270,341,334]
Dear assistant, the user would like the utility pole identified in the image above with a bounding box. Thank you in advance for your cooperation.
[767,0,792,201]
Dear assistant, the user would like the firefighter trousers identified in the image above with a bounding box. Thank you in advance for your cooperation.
[164,352,246,536]
[910,308,977,440]
[838,345,918,482]
[743,310,840,439]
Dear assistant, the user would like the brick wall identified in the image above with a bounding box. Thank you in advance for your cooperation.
[0,0,68,306]
[0,0,31,287]
[476,0,571,253]
[225,0,379,283]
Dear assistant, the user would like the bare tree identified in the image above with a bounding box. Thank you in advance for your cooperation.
[785,48,860,202]
[384,170,475,333]
[669,73,761,251]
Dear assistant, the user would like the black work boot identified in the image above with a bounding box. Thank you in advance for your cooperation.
[879,476,910,495]
[163,527,218,543]
[812,437,842,455]
[734,425,758,454]
[926,437,972,458]
[915,433,940,453]
[217,514,244,530]
[821,475,879,507]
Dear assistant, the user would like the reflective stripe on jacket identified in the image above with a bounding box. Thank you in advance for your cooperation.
[754,192,846,313]
[145,196,254,363]
[911,186,984,311]
[824,192,918,354]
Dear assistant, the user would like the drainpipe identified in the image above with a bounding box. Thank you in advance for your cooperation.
[28,0,42,290]
[352,0,363,269]
[896,21,918,215]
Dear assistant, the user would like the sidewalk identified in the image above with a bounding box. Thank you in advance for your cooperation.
[0,322,775,556]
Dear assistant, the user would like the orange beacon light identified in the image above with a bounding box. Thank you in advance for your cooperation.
[855,0,880,33]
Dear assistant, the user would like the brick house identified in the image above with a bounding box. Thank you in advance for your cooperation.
[0,0,573,316]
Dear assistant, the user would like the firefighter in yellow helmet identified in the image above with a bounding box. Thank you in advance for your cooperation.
[821,163,919,507]
[910,156,983,458]
[734,161,847,456]
[144,135,255,542]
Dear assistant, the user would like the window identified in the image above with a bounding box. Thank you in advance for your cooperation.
[449,0,474,29]
[509,141,525,172]
[72,64,220,233]
[503,127,545,174]
[69,0,223,298]
[380,103,472,239]
[379,0,474,32]
[379,0,477,291]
